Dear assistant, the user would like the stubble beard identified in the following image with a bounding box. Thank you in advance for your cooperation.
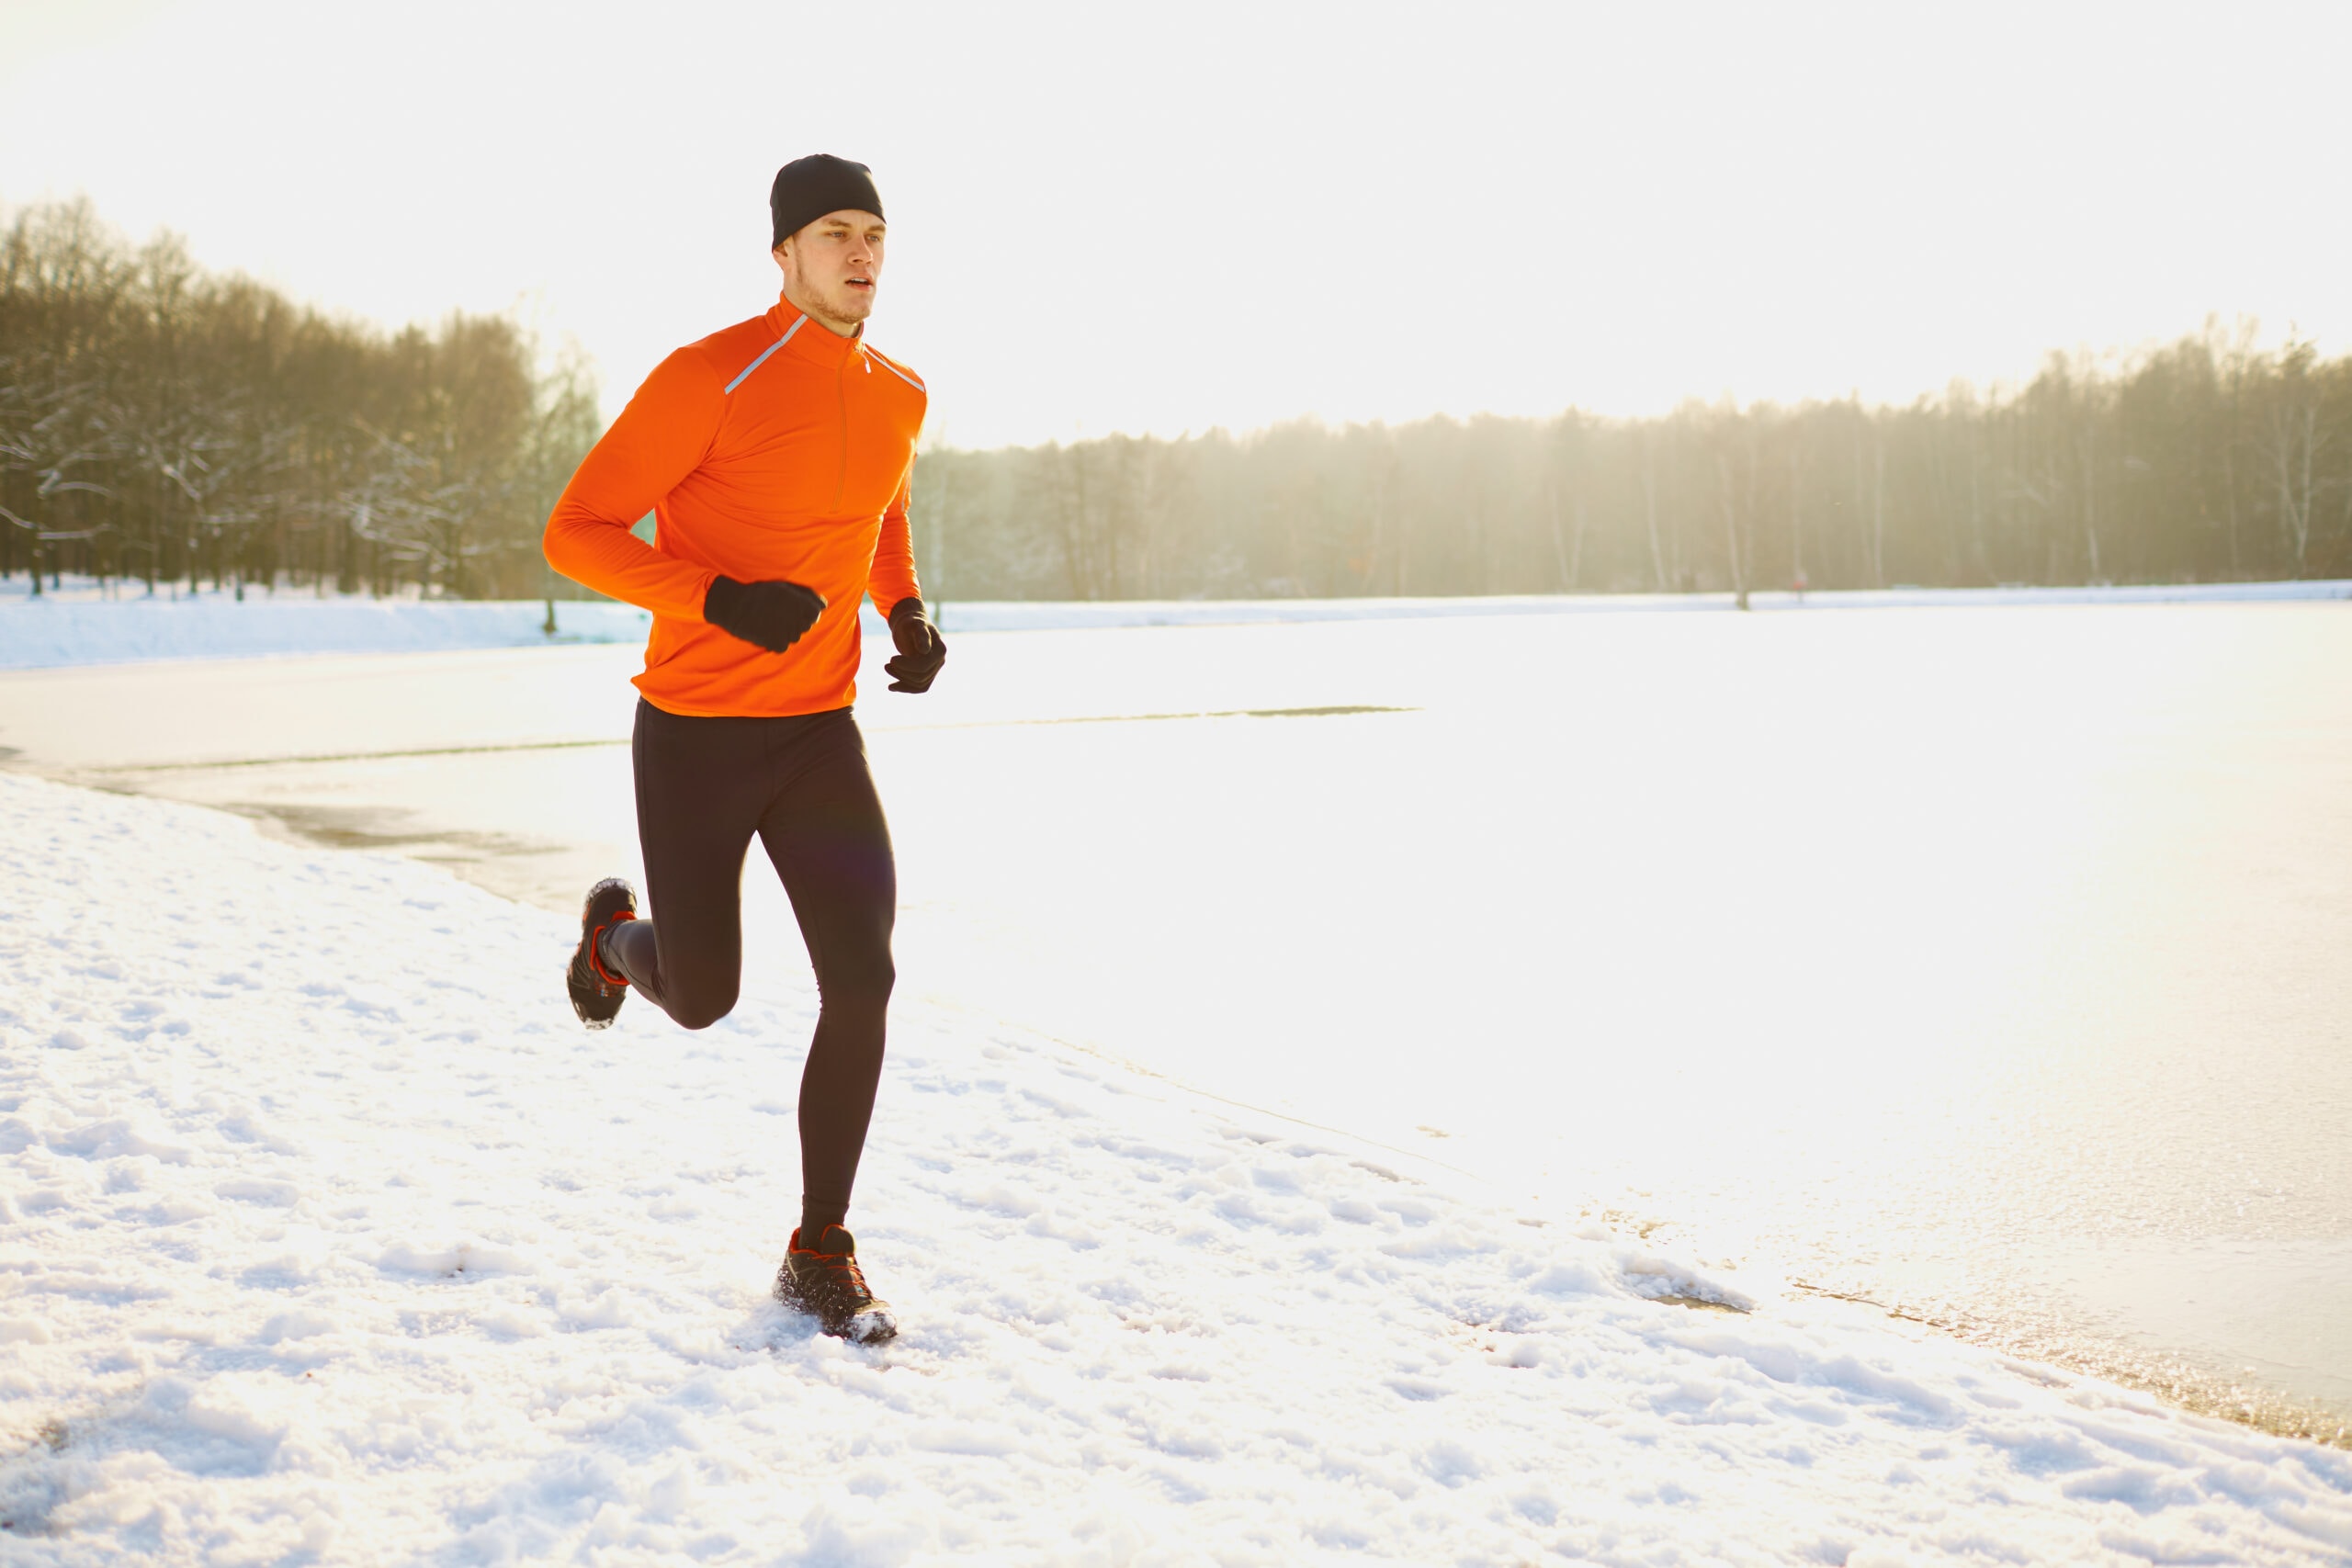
[822,278,876,328]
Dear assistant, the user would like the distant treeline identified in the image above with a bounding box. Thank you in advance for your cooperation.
[9,198,2347,607]
[1,198,597,600]
[917,329,2352,603]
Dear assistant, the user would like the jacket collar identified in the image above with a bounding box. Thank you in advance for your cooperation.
[764,294,865,367]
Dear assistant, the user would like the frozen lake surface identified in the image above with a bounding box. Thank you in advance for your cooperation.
[4,599,2347,1437]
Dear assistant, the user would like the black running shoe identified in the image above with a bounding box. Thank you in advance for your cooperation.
[566,877,637,1030]
[776,1225,897,1344]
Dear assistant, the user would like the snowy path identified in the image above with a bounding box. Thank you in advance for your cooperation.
[3,773,2348,1565]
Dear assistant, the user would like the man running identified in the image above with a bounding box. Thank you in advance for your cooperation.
[543,154,944,1345]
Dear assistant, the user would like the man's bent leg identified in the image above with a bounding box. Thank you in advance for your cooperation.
[606,699,766,1031]
[758,710,897,1234]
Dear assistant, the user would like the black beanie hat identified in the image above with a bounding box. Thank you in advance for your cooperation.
[770,154,884,248]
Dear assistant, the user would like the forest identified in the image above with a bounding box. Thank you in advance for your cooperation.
[7,197,2348,604]
[1,198,597,600]
[918,329,2352,604]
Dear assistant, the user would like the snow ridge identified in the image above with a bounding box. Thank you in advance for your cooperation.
[0,593,652,671]
[1,773,2348,1563]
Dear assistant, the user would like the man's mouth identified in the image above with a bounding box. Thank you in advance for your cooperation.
[845,277,873,290]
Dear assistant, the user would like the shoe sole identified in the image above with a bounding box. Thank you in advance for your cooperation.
[566,949,626,1029]
[568,879,635,1029]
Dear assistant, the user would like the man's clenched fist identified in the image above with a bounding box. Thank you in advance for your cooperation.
[704,575,827,653]
[886,598,947,693]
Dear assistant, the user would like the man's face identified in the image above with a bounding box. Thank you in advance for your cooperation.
[775,209,886,329]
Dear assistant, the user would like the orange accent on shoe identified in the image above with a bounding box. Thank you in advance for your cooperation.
[587,909,636,989]
[804,1251,872,1298]
[788,1230,873,1298]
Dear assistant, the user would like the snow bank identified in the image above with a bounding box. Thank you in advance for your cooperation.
[0,588,651,671]
[6,574,2345,670]
[2,773,2349,1564]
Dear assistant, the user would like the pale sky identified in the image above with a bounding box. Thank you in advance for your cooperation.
[4,0,2346,449]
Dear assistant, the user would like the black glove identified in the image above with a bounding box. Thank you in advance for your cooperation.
[704,575,826,653]
[885,597,947,693]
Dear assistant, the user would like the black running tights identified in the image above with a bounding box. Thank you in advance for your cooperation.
[603,700,895,1235]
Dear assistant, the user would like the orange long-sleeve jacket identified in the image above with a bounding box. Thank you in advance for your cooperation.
[543,294,926,717]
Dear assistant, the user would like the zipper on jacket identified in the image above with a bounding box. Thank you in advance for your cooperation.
[835,355,850,509]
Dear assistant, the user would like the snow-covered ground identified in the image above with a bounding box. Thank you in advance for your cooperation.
[7,598,2352,1444]
[926,579,2352,631]
[5,572,2347,669]
[0,580,652,671]
[6,773,2351,1563]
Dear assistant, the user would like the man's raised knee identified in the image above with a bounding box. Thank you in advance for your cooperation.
[667,986,739,1032]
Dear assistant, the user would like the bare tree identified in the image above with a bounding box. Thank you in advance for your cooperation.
[1,198,597,599]
[2264,340,2326,577]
